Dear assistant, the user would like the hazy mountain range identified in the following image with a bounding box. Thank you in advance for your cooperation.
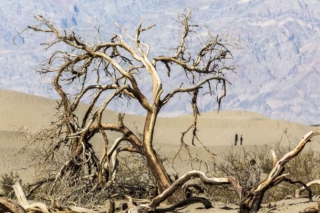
[1,0,320,124]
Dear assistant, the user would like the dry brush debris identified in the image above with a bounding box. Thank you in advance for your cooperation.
[12,7,320,213]
[19,7,238,206]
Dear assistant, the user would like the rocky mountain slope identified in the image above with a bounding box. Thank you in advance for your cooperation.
[1,0,320,124]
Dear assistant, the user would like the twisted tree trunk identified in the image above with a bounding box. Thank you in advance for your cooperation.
[143,112,185,203]
[240,191,266,213]
[144,149,185,203]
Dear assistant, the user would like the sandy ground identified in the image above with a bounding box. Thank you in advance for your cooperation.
[156,198,319,213]
[0,90,320,212]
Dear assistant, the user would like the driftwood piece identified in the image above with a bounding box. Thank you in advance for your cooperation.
[300,200,320,213]
[145,170,230,210]
[25,203,50,213]
[300,207,318,213]
[124,195,144,213]
[13,182,50,213]
[68,206,99,213]
[0,197,26,213]
[155,197,212,212]
[12,182,29,207]
[12,182,102,213]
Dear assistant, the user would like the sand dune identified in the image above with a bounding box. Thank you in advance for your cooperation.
[1,89,319,167]
[1,89,319,168]
[0,90,319,212]
[1,89,318,147]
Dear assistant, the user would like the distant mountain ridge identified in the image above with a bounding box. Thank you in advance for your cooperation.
[1,0,320,124]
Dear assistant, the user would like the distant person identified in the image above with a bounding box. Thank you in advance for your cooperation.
[240,135,243,145]
[235,133,238,145]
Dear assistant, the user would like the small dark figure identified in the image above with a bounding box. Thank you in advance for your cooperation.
[240,135,243,145]
[235,133,238,145]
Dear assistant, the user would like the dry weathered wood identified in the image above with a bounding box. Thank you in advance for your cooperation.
[25,8,237,205]
[239,130,320,213]
[183,183,204,198]
[11,182,111,213]
[281,178,312,201]
[300,206,319,213]
[104,199,115,213]
[296,179,320,198]
[13,182,98,213]
[118,202,128,211]
[12,182,29,207]
[145,170,230,210]
[271,150,277,166]
[124,195,145,213]
[12,182,50,213]
[155,197,212,212]
[0,197,26,213]
[67,206,99,213]
[127,206,143,213]
[50,206,101,213]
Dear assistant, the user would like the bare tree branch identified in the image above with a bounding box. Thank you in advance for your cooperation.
[145,170,231,210]
[295,179,320,198]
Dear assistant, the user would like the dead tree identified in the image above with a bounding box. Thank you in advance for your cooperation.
[20,11,320,210]
[239,131,320,213]
[128,131,319,212]
[22,8,237,204]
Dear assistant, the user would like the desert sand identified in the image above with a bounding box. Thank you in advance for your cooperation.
[0,89,319,212]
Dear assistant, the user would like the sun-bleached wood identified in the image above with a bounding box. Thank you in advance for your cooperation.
[24,8,237,204]
[239,130,320,213]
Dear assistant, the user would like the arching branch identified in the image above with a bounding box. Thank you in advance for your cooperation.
[295,179,320,198]
[240,130,320,213]
[161,76,230,106]
[145,170,231,210]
